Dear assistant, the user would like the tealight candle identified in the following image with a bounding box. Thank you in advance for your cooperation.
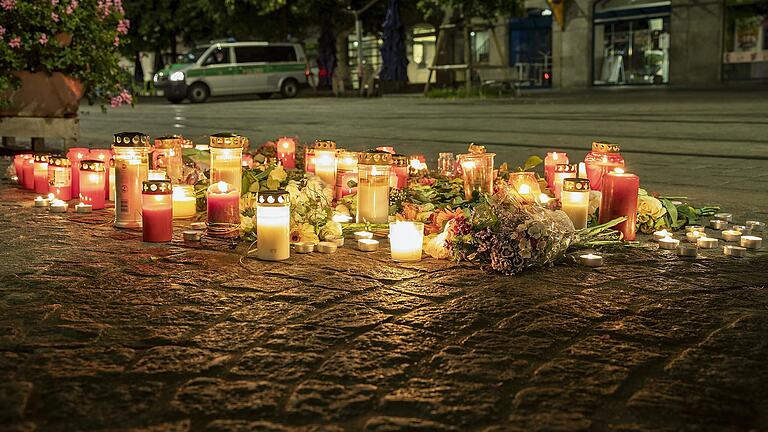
[75,203,93,213]
[34,196,50,207]
[389,221,424,262]
[676,244,698,257]
[358,239,379,252]
[709,219,728,230]
[697,237,718,249]
[49,199,68,213]
[686,231,703,243]
[294,242,315,253]
[740,236,762,250]
[653,230,672,241]
[183,230,203,242]
[578,253,603,267]
[714,213,732,222]
[746,221,765,232]
[317,241,338,254]
[721,230,742,242]
[723,245,747,257]
[732,225,750,235]
[658,237,680,250]
[189,222,207,230]
[686,225,705,233]
[354,231,374,241]
[333,237,345,247]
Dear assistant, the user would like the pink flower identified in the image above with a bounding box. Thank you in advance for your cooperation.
[51,0,59,4]
[113,35,119,46]
[1,0,16,11]
[119,89,132,104]
[117,18,129,35]
[8,36,20,48]
[0,26,5,39]
[65,0,77,14]
[39,34,49,45]
[51,12,60,22]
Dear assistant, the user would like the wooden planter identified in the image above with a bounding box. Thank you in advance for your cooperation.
[1,71,83,118]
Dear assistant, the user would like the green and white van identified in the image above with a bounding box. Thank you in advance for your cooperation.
[154,41,308,103]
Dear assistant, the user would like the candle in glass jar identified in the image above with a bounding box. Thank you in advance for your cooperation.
[508,172,542,204]
[14,154,32,186]
[256,190,291,261]
[389,221,424,262]
[209,133,244,198]
[391,154,409,189]
[561,178,590,230]
[457,145,495,200]
[172,185,197,219]
[113,132,150,228]
[598,169,639,241]
[22,157,35,190]
[141,180,173,242]
[33,154,50,194]
[437,152,456,177]
[552,163,577,199]
[357,151,392,224]
[304,147,316,173]
[207,181,240,237]
[336,150,359,199]
[544,152,568,190]
[47,156,72,201]
[584,141,625,191]
[89,149,113,200]
[276,137,297,169]
[67,148,89,198]
[78,160,106,210]
[152,135,184,184]
[313,139,338,190]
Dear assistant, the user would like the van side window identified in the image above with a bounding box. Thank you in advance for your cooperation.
[235,46,297,63]
[203,48,230,65]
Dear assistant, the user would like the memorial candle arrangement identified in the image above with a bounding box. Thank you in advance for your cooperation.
[561,178,590,230]
[256,190,291,261]
[209,133,244,200]
[336,150,359,200]
[207,181,240,237]
[33,154,50,194]
[457,145,495,200]
[544,152,568,190]
[141,180,173,243]
[389,221,424,262]
[391,154,409,190]
[357,150,392,224]
[508,172,542,204]
[47,156,72,201]
[22,157,35,190]
[89,149,113,200]
[113,132,150,228]
[152,135,184,184]
[552,163,577,199]
[276,137,297,169]
[313,140,338,192]
[78,160,106,210]
[598,169,639,240]
[584,141,625,191]
[172,185,197,219]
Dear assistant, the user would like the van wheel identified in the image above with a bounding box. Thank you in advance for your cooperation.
[280,79,299,99]
[257,93,273,99]
[167,97,184,104]
[188,83,210,103]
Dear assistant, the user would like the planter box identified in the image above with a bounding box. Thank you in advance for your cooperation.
[1,71,83,118]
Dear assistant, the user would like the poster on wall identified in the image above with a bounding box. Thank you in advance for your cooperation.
[734,16,763,52]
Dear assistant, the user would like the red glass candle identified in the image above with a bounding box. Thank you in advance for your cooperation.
[304,147,315,174]
[242,154,254,169]
[22,157,35,190]
[47,156,72,201]
[207,181,240,237]
[13,154,31,185]
[553,163,577,200]
[78,160,106,210]
[598,169,639,241]
[277,137,297,169]
[585,141,625,191]
[90,149,113,200]
[544,152,568,191]
[67,147,89,198]
[142,180,173,242]
[392,154,408,189]
[33,154,50,194]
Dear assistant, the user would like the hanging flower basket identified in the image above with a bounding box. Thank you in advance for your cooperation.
[0,71,83,118]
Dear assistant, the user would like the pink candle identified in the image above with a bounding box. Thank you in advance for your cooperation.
[544,152,568,191]
[598,169,639,241]
[142,180,173,243]
[277,137,297,169]
[47,156,72,201]
[304,148,315,173]
[584,142,624,191]
[553,163,577,200]
[78,160,106,210]
[33,154,50,194]
[337,171,358,199]
[13,154,31,185]
[22,158,35,190]
[90,149,113,200]
[67,147,89,198]
[392,155,408,189]
[207,181,240,236]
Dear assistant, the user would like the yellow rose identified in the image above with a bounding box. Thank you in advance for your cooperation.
[637,195,666,219]
[424,231,451,259]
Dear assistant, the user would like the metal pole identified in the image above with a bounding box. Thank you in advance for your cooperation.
[355,12,364,95]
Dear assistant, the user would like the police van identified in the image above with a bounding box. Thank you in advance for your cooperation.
[154,41,308,103]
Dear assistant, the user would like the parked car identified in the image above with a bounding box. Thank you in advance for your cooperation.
[154,41,308,103]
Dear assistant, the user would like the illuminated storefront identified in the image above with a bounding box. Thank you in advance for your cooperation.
[722,0,768,81]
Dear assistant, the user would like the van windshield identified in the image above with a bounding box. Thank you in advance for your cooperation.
[177,47,208,64]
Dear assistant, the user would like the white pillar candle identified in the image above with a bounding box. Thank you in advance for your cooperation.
[697,237,718,249]
[256,191,291,261]
[561,178,590,230]
[740,236,762,249]
[677,244,698,257]
[721,230,742,242]
[389,221,424,262]
[358,239,379,252]
[658,237,680,250]
[723,245,747,257]
[578,253,603,267]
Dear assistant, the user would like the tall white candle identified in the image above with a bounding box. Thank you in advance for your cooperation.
[389,221,424,262]
[256,191,291,261]
[560,178,590,230]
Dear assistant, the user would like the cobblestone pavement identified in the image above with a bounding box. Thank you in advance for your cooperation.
[1,182,768,432]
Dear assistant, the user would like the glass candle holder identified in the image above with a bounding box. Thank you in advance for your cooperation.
[148,170,168,180]
[389,221,424,262]
[313,139,337,190]
[22,157,35,190]
[108,160,116,201]
[66,148,89,198]
[391,154,408,189]
[437,152,456,177]
[89,149,113,201]
[553,163,578,200]
[561,178,591,229]
[33,154,50,194]
[256,190,291,261]
[172,185,197,219]
[276,137,297,169]
[599,169,639,241]
[78,160,106,210]
[113,132,150,228]
[544,152,568,191]
[336,150,359,200]
[14,154,32,186]
[357,150,392,224]
[508,171,542,204]
[585,141,625,191]
[141,180,173,243]
[457,146,496,200]
[209,132,244,199]
[304,147,316,173]
[152,135,184,184]
[47,155,72,201]
[207,181,240,238]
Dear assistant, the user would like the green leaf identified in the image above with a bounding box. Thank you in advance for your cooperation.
[661,198,679,227]
[523,156,544,171]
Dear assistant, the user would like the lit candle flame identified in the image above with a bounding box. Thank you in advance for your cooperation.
[519,184,531,194]
[217,181,229,193]
[539,193,551,204]
[613,168,625,174]
[47,193,55,200]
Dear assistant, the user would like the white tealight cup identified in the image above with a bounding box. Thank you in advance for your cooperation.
[714,213,732,222]
[75,203,93,213]
[333,237,345,247]
[182,230,203,242]
[677,244,698,257]
[354,231,374,241]
[686,225,705,233]
[358,239,380,252]
[658,237,680,250]
[294,242,315,253]
[652,230,672,241]
[578,253,603,268]
[686,231,703,243]
[723,245,747,258]
[49,200,68,213]
[709,219,728,230]
[317,241,338,254]
[721,230,742,242]
[34,197,50,207]
[740,236,762,250]
[697,237,718,249]
[746,221,765,232]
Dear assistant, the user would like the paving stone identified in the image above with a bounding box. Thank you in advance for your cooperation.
[362,416,460,431]
[29,347,135,378]
[131,346,229,374]
[229,347,323,382]
[171,378,285,416]
[285,379,378,420]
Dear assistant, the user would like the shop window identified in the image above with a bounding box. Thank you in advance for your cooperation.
[411,25,436,68]
[471,30,491,64]
[723,1,768,81]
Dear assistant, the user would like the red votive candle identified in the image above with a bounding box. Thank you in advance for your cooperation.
[392,154,408,189]
[304,147,315,174]
[47,156,72,201]
[22,157,35,190]
[598,169,639,241]
[33,154,50,194]
[544,152,568,191]
[585,141,624,191]
[142,180,173,242]
[277,137,297,169]
[14,154,31,185]
[207,181,240,237]
[90,149,113,200]
[78,160,106,210]
[67,147,89,198]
